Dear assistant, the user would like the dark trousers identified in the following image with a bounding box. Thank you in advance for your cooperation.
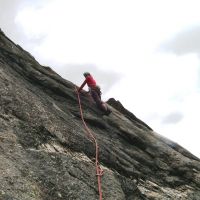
[90,88,105,111]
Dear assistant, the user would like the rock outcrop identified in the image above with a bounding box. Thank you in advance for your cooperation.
[0,29,200,200]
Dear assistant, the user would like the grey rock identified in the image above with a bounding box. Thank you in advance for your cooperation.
[0,29,200,200]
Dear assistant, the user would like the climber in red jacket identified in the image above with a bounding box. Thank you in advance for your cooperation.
[78,72,111,115]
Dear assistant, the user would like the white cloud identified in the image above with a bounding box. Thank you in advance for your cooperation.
[160,26,200,56]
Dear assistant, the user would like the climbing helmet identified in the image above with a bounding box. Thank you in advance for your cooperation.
[83,72,90,77]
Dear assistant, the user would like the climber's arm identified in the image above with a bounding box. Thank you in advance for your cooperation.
[78,79,87,92]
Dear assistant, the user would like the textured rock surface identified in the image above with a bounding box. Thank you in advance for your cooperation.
[0,29,200,200]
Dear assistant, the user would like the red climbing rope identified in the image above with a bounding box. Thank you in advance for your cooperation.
[75,87,104,200]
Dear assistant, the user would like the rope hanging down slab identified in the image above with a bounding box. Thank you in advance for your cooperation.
[75,87,104,200]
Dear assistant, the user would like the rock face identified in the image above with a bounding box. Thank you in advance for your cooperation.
[0,29,200,200]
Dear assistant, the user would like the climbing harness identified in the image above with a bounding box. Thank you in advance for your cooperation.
[75,87,104,200]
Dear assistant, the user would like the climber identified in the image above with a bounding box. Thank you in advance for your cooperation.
[78,72,111,115]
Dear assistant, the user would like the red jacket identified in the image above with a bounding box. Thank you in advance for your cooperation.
[78,75,96,92]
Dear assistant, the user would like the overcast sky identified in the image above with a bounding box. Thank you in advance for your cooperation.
[0,0,200,158]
